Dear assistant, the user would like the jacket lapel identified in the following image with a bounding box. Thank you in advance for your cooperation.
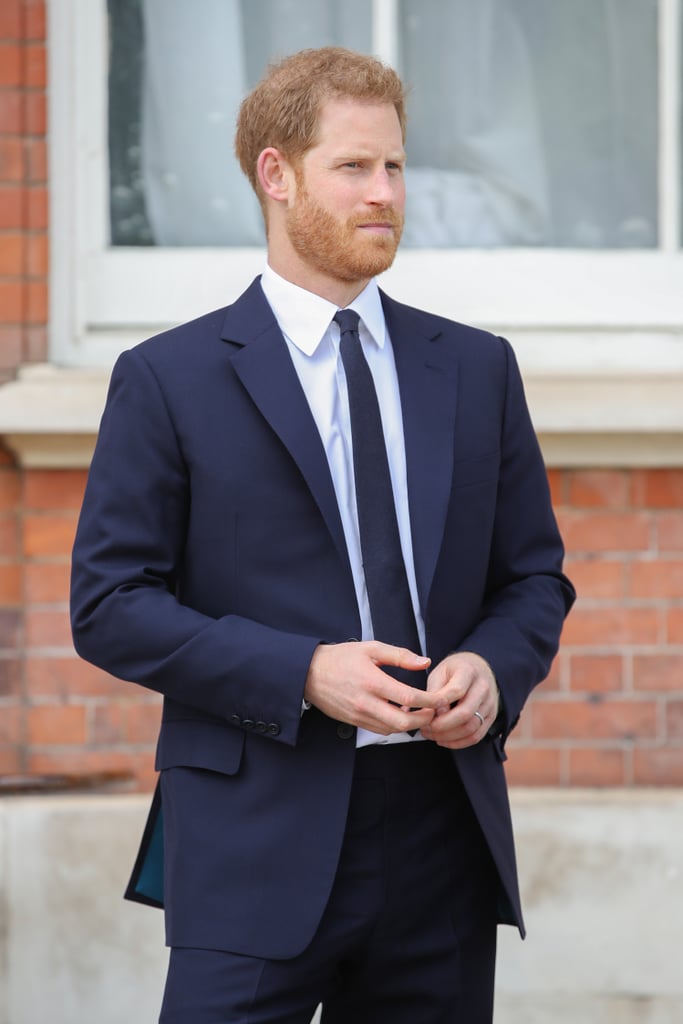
[220,279,350,570]
[219,279,458,610]
[381,292,459,611]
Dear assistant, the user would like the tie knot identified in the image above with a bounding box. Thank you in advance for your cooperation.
[333,308,361,338]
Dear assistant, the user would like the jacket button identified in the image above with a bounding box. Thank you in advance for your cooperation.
[336,723,354,740]
[230,714,242,727]
[254,721,267,733]
[242,719,255,730]
[267,722,280,736]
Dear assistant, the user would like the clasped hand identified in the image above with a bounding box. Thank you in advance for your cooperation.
[304,642,499,749]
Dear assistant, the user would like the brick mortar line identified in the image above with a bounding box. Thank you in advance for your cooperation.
[25,696,161,705]
[508,739,683,749]
[14,463,28,771]
[23,601,70,610]
[561,644,683,651]
[28,743,157,753]
[18,4,31,343]
[528,694,683,702]
[567,552,683,560]
[567,599,683,607]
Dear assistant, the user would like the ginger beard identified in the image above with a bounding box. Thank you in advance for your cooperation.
[286,175,404,284]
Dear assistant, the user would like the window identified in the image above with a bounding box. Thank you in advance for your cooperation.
[50,0,683,374]
[108,0,371,247]
[109,0,658,250]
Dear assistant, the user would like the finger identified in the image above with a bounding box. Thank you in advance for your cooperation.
[367,642,431,672]
[370,670,441,712]
[392,706,436,733]
[426,652,497,710]
[356,699,436,736]
[424,658,453,690]
[432,704,493,748]
[429,667,494,714]
[434,715,488,747]
[426,666,470,708]
[428,697,488,734]
[423,690,494,741]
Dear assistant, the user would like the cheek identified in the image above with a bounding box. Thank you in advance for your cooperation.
[314,174,365,208]
[322,186,360,215]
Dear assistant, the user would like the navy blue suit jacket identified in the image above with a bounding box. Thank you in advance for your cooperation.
[70,278,574,958]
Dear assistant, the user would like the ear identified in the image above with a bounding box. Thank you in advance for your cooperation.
[257,147,295,205]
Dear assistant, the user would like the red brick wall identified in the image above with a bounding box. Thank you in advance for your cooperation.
[0,450,160,790]
[0,5,681,791]
[0,0,49,385]
[506,468,683,787]
[1,452,682,791]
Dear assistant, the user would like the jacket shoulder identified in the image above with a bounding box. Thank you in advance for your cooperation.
[132,305,230,365]
[129,276,266,366]
[380,291,510,356]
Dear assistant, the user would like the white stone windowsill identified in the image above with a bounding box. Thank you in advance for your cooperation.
[0,363,682,468]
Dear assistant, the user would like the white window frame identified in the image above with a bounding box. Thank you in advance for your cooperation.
[49,0,683,380]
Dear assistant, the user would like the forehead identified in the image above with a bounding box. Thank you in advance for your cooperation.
[312,97,405,152]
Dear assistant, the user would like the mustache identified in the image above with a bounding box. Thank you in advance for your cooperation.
[350,210,403,229]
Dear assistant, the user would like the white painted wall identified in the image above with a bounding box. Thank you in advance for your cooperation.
[1,789,681,1023]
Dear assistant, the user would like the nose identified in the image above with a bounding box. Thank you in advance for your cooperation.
[365,166,401,207]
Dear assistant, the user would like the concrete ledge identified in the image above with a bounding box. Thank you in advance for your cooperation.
[0,365,109,469]
[497,789,683,1022]
[1,364,683,468]
[0,794,166,1024]
[1,788,682,1023]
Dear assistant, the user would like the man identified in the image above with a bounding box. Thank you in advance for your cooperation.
[71,47,574,1023]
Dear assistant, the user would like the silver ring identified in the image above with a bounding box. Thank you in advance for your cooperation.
[473,711,485,728]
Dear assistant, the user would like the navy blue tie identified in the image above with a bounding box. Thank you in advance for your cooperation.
[335,309,425,690]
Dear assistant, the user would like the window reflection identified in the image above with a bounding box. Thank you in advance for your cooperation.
[108,0,659,249]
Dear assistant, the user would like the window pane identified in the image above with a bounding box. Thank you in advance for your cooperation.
[108,0,371,247]
[108,0,153,245]
[109,0,659,249]
[400,0,659,248]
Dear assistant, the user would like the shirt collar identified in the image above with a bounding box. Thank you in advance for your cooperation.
[260,264,386,356]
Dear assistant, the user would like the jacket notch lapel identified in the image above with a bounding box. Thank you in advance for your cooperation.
[221,283,350,571]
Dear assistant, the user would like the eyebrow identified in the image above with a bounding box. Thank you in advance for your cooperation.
[334,151,407,162]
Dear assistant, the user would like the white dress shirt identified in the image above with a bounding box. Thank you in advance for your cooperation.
[260,265,426,746]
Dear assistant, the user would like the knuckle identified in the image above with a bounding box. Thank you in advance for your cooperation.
[351,696,369,717]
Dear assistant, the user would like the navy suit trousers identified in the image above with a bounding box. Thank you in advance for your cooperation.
[159,742,498,1023]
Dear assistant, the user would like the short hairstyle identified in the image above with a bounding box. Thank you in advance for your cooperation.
[235,46,407,201]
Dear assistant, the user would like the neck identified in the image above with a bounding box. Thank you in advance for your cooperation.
[267,251,369,308]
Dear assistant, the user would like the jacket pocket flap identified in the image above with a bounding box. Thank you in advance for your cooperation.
[155,718,245,775]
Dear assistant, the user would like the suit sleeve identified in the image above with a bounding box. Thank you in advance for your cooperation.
[70,347,321,746]
[455,337,575,741]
